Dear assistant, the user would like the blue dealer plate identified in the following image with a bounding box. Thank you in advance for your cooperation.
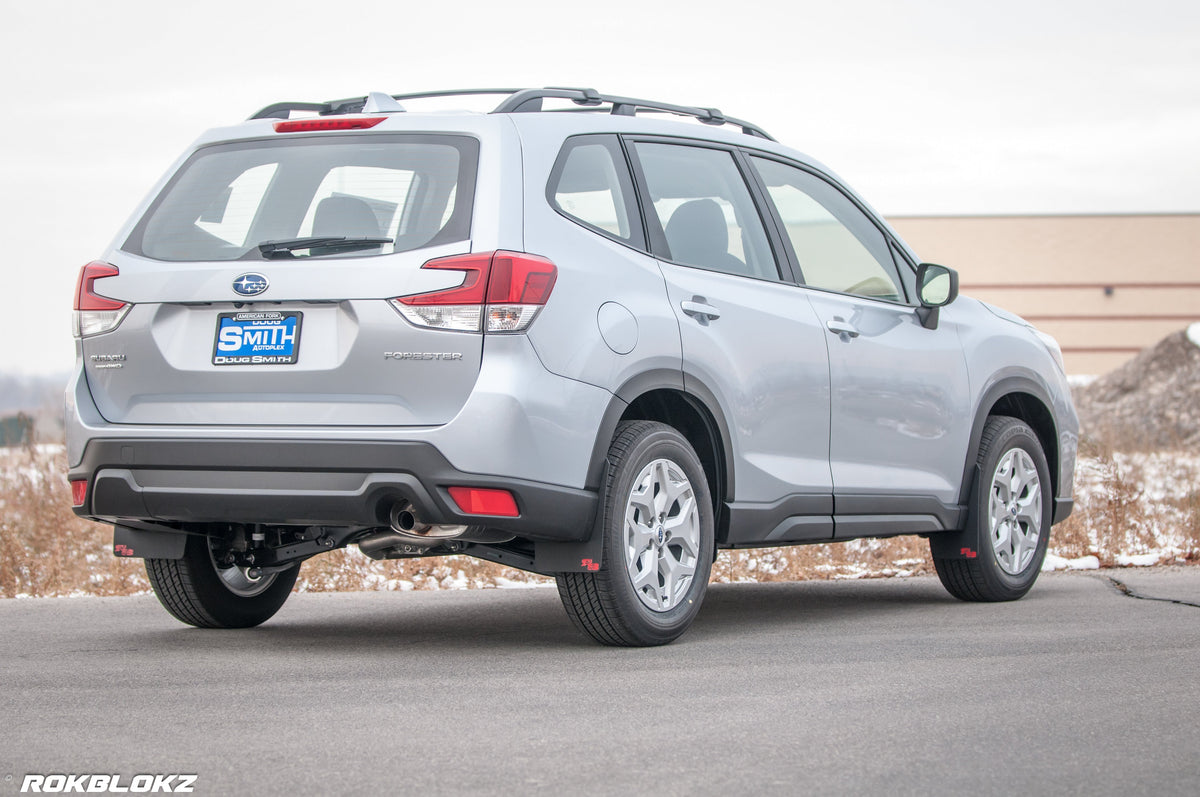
[212,311,303,366]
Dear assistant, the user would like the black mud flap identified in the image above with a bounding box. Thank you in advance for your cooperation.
[534,535,604,573]
[534,466,607,573]
[928,527,977,560]
[113,525,188,560]
[929,464,979,561]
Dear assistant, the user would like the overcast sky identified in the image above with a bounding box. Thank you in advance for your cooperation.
[2,0,1197,375]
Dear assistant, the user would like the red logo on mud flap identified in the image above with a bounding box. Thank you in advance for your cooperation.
[580,558,600,571]
[114,544,134,557]
[960,548,977,559]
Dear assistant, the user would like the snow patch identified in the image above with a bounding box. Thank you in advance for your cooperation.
[1115,553,1161,567]
[1189,321,1200,348]
[1043,554,1101,571]
[493,577,555,589]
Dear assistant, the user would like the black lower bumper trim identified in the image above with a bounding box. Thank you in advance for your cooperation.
[71,438,596,542]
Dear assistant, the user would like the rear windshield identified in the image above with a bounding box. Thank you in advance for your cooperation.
[124,133,478,261]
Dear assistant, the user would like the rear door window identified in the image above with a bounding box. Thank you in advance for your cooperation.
[125,134,478,261]
[547,135,642,245]
[631,141,779,281]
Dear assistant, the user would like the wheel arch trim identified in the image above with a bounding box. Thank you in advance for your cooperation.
[586,369,734,505]
[959,373,1062,507]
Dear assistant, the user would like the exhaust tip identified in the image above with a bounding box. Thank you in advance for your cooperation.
[390,503,419,532]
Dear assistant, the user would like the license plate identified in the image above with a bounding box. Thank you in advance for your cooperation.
[212,311,303,366]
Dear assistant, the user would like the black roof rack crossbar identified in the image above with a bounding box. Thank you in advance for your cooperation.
[249,87,773,140]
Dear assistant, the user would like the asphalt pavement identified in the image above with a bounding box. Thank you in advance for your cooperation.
[2,568,1198,796]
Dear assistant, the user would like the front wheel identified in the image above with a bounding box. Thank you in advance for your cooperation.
[933,416,1052,602]
[145,534,299,628]
[557,421,715,646]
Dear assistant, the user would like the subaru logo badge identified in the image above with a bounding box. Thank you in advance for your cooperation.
[232,273,269,297]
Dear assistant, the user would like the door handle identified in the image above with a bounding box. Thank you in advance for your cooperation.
[826,318,860,338]
[681,299,721,322]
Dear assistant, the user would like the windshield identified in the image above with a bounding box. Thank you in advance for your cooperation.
[125,133,478,262]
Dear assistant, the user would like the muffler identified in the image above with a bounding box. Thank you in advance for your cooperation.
[357,502,468,559]
[388,502,469,538]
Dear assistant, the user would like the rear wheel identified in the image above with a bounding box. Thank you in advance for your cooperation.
[557,421,715,646]
[145,534,299,628]
[933,416,1052,601]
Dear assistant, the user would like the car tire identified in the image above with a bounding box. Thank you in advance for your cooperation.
[933,415,1052,602]
[145,534,299,628]
[557,421,715,646]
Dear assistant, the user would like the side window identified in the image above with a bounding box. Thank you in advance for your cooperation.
[750,156,904,301]
[632,142,778,281]
[548,135,640,244]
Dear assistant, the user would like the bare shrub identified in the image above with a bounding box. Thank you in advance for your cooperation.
[1175,489,1200,562]
[0,446,148,598]
[1050,443,1200,566]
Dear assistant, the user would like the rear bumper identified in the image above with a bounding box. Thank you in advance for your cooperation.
[70,438,596,542]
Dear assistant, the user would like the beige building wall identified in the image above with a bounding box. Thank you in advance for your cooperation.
[887,214,1200,375]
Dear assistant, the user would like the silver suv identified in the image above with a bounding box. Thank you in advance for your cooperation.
[67,88,1078,645]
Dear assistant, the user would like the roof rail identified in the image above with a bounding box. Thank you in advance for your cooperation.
[494,87,773,140]
[248,87,774,140]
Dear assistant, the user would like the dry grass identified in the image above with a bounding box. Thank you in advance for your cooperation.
[2,438,1195,600]
[0,446,148,598]
[296,547,551,593]
[714,536,934,584]
[1183,490,1200,553]
[1052,435,1200,565]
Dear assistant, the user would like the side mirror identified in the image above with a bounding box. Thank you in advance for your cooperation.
[915,263,959,329]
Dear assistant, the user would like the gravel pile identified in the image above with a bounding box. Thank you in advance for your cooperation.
[1073,324,1200,450]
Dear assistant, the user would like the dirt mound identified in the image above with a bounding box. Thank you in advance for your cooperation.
[1074,326,1200,450]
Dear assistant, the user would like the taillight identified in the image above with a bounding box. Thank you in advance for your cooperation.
[390,250,557,333]
[447,486,519,517]
[73,262,129,338]
[273,117,386,133]
[70,479,87,507]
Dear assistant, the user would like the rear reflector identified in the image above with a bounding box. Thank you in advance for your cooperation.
[447,486,519,517]
[70,479,87,507]
[273,117,386,133]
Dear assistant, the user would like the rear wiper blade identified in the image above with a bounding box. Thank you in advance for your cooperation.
[256,236,393,259]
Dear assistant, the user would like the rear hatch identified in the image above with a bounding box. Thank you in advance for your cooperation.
[79,130,485,426]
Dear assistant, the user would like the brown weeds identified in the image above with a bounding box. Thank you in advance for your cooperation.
[296,547,551,593]
[713,535,933,584]
[1176,489,1200,562]
[0,446,148,598]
